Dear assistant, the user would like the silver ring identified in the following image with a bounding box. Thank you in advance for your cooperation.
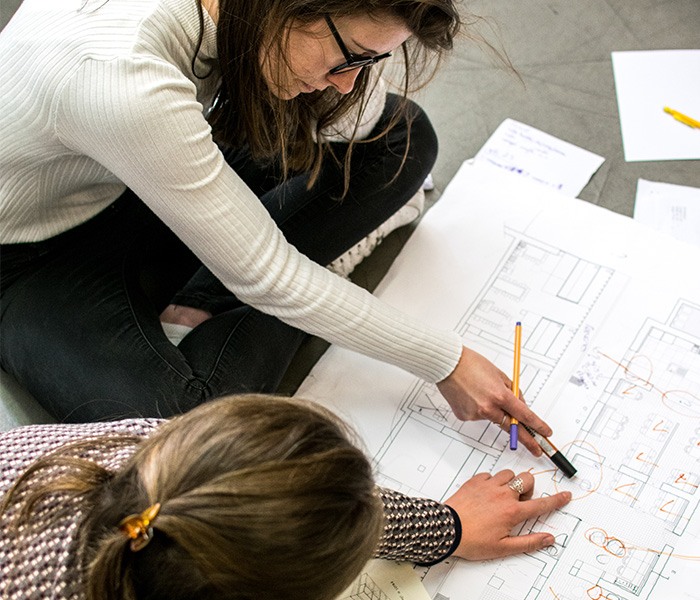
[508,476,525,495]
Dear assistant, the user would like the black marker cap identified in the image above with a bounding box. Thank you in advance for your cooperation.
[552,451,577,478]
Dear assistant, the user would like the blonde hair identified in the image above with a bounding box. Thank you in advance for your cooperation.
[3,395,384,600]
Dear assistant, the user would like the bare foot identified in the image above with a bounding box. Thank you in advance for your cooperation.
[160,304,212,328]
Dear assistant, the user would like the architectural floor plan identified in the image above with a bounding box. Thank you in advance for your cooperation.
[299,162,700,600]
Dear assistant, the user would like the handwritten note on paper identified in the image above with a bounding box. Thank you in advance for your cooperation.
[612,50,700,162]
[634,178,700,247]
[474,118,605,197]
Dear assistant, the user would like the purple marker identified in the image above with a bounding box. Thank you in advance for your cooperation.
[509,423,518,450]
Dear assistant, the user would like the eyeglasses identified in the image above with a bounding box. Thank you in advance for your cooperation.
[324,14,392,75]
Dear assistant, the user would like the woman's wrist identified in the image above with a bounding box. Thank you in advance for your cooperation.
[375,488,460,565]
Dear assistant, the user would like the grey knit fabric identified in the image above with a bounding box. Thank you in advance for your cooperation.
[0,420,457,598]
[0,421,160,600]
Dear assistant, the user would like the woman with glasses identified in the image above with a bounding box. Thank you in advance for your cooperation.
[0,0,552,453]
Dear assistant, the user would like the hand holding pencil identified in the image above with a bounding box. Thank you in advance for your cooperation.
[505,321,577,477]
[436,344,552,457]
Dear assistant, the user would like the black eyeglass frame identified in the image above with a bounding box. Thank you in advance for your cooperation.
[324,14,392,75]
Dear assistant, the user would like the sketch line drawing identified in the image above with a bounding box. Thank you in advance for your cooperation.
[370,233,698,600]
[298,164,700,600]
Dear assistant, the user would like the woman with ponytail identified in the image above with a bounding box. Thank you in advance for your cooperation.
[1,394,570,599]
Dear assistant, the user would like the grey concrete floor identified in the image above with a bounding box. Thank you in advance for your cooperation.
[413,0,700,213]
[0,0,20,29]
[2,0,699,400]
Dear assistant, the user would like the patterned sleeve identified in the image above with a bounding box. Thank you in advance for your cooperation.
[0,419,164,495]
[374,488,462,566]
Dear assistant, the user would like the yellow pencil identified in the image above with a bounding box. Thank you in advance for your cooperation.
[510,322,522,450]
[664,106,700,129]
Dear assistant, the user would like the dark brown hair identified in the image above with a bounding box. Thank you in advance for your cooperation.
[2,395,384,600]
[203,0,461,186]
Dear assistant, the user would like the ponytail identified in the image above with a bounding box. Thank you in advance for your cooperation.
[3,395,383,600]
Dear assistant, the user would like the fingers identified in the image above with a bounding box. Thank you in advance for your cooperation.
[492,532,558,559]
[491,411,543,457]
[516,426,544,457]
[493,491,572,558]
[488,489,572,559]
[435,345,554,448]
[503,396,552,438]
[491,379,552,444]
[448,470,573,562]
[519,490,572,521]
[492,412,509,429]
[496,384,552,455]
[491,471,536,501]
[491,469,515,485]
[505,472,535,499]
[499,374,552,438]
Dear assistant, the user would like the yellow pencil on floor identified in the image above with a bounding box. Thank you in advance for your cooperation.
[510,321,522,450]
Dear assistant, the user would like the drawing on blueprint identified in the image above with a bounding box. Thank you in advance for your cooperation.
[366,232,699,600]
[375,232,614,500]
[297,162,700,600]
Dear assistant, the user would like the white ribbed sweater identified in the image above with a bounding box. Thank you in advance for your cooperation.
[0,0,461,382]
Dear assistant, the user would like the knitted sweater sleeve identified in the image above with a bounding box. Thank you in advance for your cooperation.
[0,420,163,489]
[375,488,461,566]
[0,420,163,600]
[53,56,462,383]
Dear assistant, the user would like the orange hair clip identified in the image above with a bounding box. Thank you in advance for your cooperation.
[118,502,161,552]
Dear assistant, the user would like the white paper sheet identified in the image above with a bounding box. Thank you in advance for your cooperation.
[336,560,431,600]
[612,50,700,161]
[634,178,700,248]
[297,160,700,600]
[473,118,605,197]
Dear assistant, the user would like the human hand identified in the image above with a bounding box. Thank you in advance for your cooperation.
[445,470,572,560]
[435,346,551,456]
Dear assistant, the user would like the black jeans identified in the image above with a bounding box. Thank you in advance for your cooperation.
[0,95,437,421]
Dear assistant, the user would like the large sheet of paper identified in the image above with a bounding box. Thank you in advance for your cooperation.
[297,161,700,600]
[612,50,700,162]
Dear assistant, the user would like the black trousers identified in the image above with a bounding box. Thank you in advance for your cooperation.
[0,96,438,421]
